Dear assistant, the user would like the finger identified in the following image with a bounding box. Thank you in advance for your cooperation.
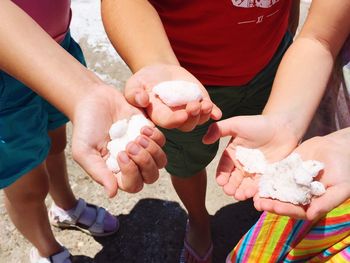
[141,126,166,147]
[257,197,307,219]
[216,152,235,186]
[207,98,222,121]
[116,151,144,193]
[306,184,350,221]
[223,169,243,196]
[126,142,159,184]
[136,135,167,169]
[202,118,238,144]
[178,114,200,132]
[147,98,189,129]
[125,77,150,108]
[234,177,258,201]
[73,148,118,198]
[198,100,213,125]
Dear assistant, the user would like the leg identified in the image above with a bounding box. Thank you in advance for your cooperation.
[46,124,117,233]
[172,169,212,260]
[46,125,77,210]
[4,163,62,257]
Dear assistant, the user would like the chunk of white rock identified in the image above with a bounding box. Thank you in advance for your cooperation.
[235,147,326,205]
[235,146,267,174]
[310,181,326,196]
[152,80,203,107]
[106,114,152,173]
[109,119,128,140]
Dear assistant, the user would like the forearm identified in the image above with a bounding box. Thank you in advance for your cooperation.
[101,0,179,72]
[263,0,350,141]
[263,38,333,140]
[0,0,103,120]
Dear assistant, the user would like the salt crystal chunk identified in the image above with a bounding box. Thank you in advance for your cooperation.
[235,146,326,205]
[106,114,151,173]
[310,181,326,196]
[109,119,128,139]
[106,156,120,173]
[302,160,324,177]
[294,166,313,186]
[153,80,203,107]
[235,146,267,174]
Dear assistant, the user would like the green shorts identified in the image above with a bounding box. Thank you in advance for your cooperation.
[159,32,292,178]
[0,31,86,189]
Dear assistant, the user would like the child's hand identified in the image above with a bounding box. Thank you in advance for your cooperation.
[254,129,350,220]
[203,115,299,200]
[124,64,222,131]
[71,84,167,197]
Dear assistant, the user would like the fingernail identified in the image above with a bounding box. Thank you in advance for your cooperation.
[138,137,149,148]
[119,151,130,164]
[135,93,143,106]
[142,126,154,136]
[190,108,201,116]
[128,143,141,155]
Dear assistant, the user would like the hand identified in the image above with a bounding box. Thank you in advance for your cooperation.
[124,64,222,131]
[254,128,350,220]
[203,115,299,200]
[71,84,167,197]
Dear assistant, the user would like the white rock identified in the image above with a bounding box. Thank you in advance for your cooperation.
[152,80,203,107]
[109,119,128,139]
[106,156,120,173]
[106,114,151,173]
[310,181,326,196]
[236,146,326,205]
[235,146,267,174]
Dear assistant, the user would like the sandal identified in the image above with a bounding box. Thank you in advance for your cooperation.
[179,221,213,263]
[49,198,119,237]
[30,246,71,263]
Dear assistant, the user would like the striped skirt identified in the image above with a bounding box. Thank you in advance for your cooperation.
[227,199,350,262]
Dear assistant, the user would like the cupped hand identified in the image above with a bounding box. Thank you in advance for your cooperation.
[203,115,299,200]
[124,64,222,131]
[71,84,167,197]
[254,128,350,220]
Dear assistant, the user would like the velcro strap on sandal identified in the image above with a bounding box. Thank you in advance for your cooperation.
[88,207,106,234]
[70,198,87,224]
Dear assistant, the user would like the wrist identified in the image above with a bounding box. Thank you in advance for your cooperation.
[263,113,304,143]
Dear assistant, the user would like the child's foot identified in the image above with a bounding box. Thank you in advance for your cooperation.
[49,198,119,237]
[30,246,71,263]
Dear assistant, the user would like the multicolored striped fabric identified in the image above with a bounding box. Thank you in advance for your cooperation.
[227,199,350,262]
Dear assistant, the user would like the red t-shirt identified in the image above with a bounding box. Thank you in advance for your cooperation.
[149,0,292,86]
[12,0,71,43]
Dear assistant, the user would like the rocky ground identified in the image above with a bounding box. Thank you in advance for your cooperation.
[0,1,311,262]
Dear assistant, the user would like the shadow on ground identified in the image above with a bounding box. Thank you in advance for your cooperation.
[72,198,261,263]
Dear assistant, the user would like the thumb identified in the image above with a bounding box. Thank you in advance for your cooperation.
[306,184,350,220]
[202,117,241,144]
[125,76,150,108]
[73,149,118,198]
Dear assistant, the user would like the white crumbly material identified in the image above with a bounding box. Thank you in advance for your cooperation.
[235,147,326,205]
[106,114,151,173]
[152,80,203,107]
[235,146,267,173]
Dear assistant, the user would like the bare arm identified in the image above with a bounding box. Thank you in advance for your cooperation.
[0,0,102,121]
[263,0,350,140]
[101,0,179,72]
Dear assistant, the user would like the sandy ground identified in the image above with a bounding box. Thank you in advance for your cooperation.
[0,2,311,262]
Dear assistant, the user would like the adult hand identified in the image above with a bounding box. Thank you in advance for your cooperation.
[71,84,167,197]
[124,64,222,131]
[254,128,350,220]
[203,115,299,200]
